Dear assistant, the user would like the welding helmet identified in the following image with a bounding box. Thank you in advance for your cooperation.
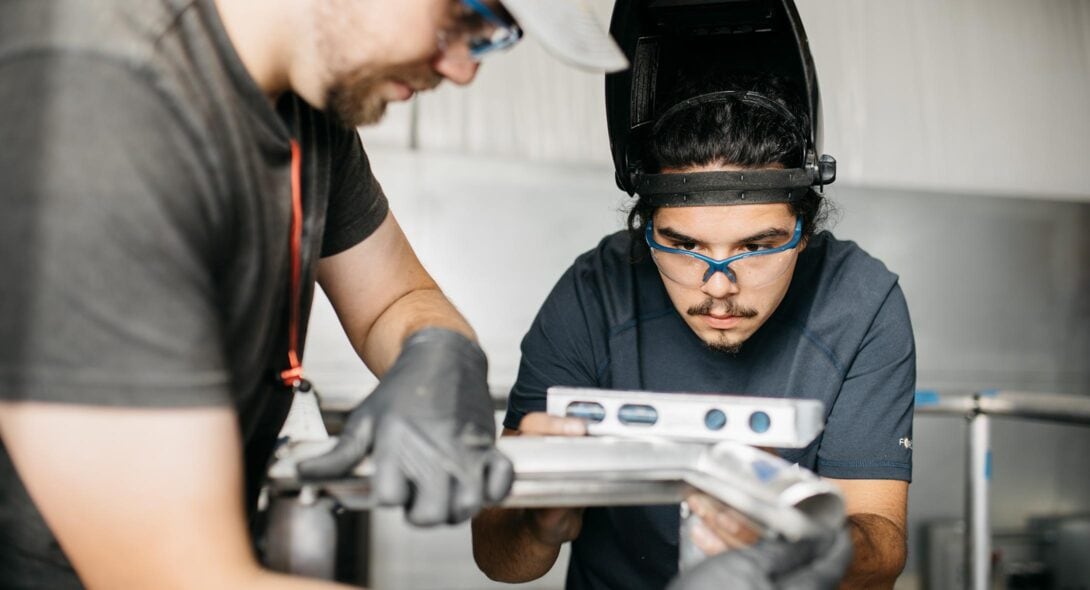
[606,0,836,206]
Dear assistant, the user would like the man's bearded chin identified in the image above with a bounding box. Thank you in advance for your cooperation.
[325,66,442,128]
[706,333,744,355]
[326,75,389,128]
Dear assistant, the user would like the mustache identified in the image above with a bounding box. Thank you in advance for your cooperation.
[686,298,759,319]
[401,70,442,92]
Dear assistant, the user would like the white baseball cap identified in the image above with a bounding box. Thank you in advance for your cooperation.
[500,0,629,72]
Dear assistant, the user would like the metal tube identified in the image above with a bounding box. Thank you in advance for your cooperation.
[975,391,1090,425]
[267,436,845,543]
[966,412,991,590]
[914,389,1090,425]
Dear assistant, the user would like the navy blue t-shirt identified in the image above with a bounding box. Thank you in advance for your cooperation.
[504,230,916,590]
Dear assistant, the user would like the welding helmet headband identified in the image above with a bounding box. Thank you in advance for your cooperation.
[606,0,837,207]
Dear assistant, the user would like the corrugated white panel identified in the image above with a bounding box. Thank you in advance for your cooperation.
[361,0,1090,200]
[800,0,1090,199]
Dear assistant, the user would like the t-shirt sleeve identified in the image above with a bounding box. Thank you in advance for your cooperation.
[319,127,389,257]
[0,54,232,407]
[816,283,916,481]
[504,267,606,430]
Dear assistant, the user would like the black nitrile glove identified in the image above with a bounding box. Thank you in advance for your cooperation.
[297,327,513,525]
[668,527,853,590]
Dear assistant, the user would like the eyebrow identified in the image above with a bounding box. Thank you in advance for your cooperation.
[656,225,791,246]
[737,227,791,243]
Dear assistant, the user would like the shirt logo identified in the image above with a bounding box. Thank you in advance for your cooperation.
[899,437,913,450]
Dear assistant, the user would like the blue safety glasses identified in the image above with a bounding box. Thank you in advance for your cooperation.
[645,217,804,288]
[457,0,523,60]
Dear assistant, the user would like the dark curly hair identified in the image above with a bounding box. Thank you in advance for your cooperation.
[626,72,827,242]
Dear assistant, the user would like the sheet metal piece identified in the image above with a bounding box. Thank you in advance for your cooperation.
[267,436,845,542]
[546,386,826,448]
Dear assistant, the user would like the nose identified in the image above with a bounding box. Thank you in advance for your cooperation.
[700,267,740,300]
[432,48,481,86]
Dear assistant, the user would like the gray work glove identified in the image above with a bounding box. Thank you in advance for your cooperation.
[297,328,513,525]
[668,527,853,590]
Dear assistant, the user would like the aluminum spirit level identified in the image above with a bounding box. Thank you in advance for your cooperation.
[546,386,825,448]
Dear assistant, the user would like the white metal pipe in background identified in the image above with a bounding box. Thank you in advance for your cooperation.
[966,412,991,590]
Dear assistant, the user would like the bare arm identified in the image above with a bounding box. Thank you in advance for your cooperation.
[317,211,475,376]
[0,402,356,590]
[472,416,587,582]
[826,478,908,590]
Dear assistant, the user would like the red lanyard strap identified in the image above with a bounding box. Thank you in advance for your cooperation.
[279,140,304,388]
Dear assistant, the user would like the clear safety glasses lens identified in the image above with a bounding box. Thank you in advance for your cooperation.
[645,218,802,289]
[649,247,798,289]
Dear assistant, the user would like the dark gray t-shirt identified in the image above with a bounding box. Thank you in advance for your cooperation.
[504,229,916,590]
[0,0,388,586]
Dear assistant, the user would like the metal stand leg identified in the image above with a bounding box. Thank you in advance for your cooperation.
[265,487,339,579]
[966,412,991,590]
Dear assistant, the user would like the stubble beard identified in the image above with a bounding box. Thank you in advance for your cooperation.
[325,65,442,128]
[686,297,759,356]
[326,74,391,128]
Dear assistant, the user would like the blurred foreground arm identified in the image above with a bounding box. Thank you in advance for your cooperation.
[0,403,353,590]
[299,213,512,524]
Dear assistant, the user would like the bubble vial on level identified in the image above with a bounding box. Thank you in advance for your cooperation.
[749,411,771,433]
[617,404,659,425]
[704,409,727,431]
[566,402,607,423]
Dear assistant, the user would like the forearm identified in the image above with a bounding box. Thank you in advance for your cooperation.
[155,565,356,590]
[472,508,564,583]
[359,287,476,376]
[246,570,357,590]
[837,514,907,590]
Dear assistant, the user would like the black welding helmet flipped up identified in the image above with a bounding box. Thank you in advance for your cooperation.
[606,0,837,206]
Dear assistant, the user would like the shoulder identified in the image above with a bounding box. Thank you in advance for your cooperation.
[772,232,910,368]
[558,230,665,328]
[1,0,191,69]
[794,232,901,307]
[569,230,639,282]
[0,0,216,144]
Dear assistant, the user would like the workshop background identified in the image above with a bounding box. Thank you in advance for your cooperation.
[301,0,1090,588]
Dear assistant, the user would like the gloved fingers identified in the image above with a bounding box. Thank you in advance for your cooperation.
[742,538,816,578]
[448,458,485,525]
[779,528,853,590]
[296,414,375,479]
[667,548,776,590]
[483,448,514,503]
[405,466,453,526]
[373,442,411,508]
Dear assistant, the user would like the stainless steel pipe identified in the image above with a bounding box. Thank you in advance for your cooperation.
[268,436,845,542]
[914,389,1090,590]
[265,436,846,578]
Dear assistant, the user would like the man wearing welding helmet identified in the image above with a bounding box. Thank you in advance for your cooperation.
[473,1,913,589]
[0,0,629,588]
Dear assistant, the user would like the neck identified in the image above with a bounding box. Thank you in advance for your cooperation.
[214,0,296,100]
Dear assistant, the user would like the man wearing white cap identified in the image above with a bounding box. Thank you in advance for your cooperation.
[0,0,623,588]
